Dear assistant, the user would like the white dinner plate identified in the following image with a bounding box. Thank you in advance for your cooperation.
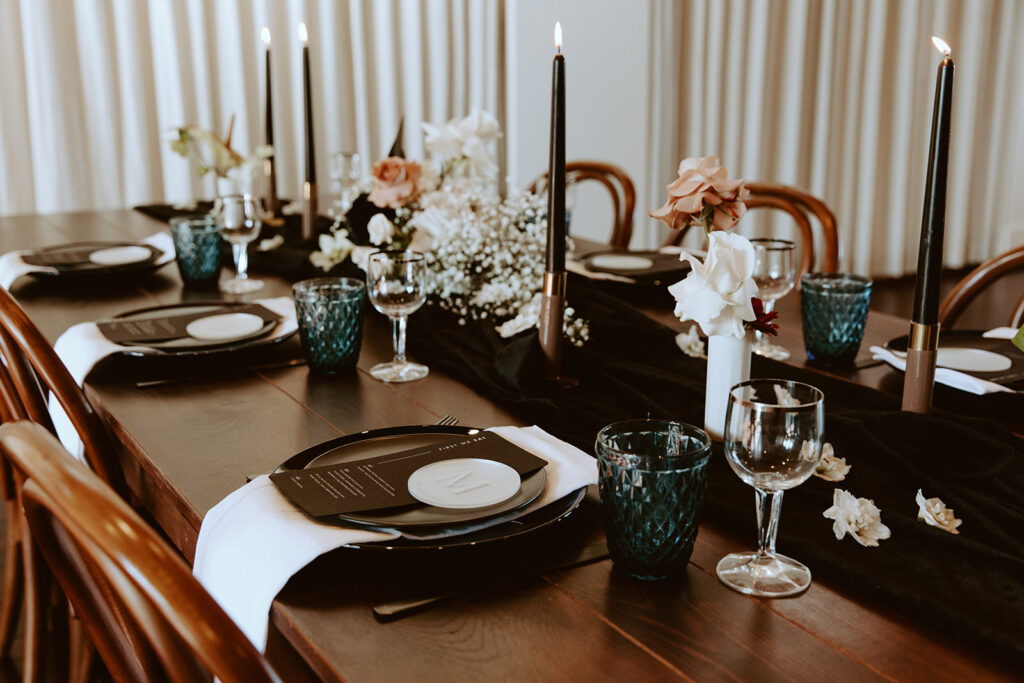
[407,458,522,509]
[935,347,1012,373]
[588,254,654,271]
[186,312,266,342]
[88,245,154,266]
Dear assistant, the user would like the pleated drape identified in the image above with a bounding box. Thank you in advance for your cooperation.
[1,0,1020,277]
[0,0,499,217]
[660,0,1024,276]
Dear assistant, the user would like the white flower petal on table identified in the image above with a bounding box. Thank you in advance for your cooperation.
[814,443,850,482]
[823,488,890,547]
[915,489,962,534]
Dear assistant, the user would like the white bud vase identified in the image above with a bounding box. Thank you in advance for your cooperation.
[704,333,752,441]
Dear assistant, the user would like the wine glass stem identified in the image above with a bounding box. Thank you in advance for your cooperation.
[391,315,408,365]
[754,488,784,558]
[232,243,249,280]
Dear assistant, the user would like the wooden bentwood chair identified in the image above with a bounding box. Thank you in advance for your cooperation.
[661,182,840,276]
[0,285,129,681]
[939,244,1024,329]
[529,160,637,249]
[0,421,281,683]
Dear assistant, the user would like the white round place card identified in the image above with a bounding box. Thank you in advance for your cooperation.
[588,254,654,271]
[407,458,522,510]
[185,312,265,342]
[935,347,1012,373]
[88,245,153,266]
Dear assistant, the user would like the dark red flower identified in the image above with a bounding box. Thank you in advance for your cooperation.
[747,297,779,336]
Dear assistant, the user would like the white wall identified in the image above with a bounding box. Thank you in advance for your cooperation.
[508,0,657,247]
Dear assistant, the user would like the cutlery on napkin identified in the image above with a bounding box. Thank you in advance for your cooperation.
[191,425,599,650]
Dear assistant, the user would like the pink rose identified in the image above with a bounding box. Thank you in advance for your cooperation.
[367,157,422,209]
[650,156,750,232]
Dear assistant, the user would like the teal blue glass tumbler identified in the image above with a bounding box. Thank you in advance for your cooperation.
[596,420,712,580]
[292,277,366,374]
[169,216,223,287]
[801,273,872,366]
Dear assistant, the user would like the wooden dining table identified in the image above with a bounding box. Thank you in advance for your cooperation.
[0,208,1017,682]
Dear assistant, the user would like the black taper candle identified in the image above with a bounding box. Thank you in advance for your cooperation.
[903,37,955,415]
[911,42,955,324]
[545,30,565,273]
[301,27,315,184]
[263,30,273,147]
[300,22,317,239]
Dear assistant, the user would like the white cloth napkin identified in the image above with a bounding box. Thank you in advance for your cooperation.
[49,296,298,458]
[870,339,1016,395]
[192,425,598,650]
[0,232,175,289]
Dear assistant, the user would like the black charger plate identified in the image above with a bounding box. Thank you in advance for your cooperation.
[274,425,586,550]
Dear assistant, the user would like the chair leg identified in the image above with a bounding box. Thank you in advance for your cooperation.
[0,500,24,656]
[19,514,68,683]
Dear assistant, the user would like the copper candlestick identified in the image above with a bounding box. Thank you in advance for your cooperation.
[901,321,939,414]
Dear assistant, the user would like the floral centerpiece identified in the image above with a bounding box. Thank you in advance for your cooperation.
[310,109,588,345]
[650,156,776,438]
[170,116,271,194]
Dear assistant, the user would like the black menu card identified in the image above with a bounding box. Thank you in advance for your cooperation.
[270,432,548,517]
[97,303,279,344]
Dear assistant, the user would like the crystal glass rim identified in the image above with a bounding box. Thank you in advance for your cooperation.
[728,379,824,412]
[293,276,366,301]
[170,215,218,228]
[750,238,796,251]
[368,249,425,264]
[596,419,711,463]
[801,272,872,293]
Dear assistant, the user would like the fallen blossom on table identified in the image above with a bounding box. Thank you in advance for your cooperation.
[675,327,706,358]
[774,384,799,406]
[916,489,962,534]
[814,443,850,482]
[309,229,355,271]
[823,488,890,547]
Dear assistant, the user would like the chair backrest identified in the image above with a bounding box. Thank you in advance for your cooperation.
[0,287,125,497]
[530,160,637,248]
[661,182,840,276]
[939,244,1024,329]
[1,422,280,683]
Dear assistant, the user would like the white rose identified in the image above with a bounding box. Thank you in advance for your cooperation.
[456,108,501,141]
[368,213,396,245]
[422,120,463,160]
[667,231,757,338]
[460,136,497,177]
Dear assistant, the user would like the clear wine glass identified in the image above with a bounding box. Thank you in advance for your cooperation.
[329,151,362,218]
[717,378,824,597]
[366,250,429,382]
[215,194,264,294]
[751,239,797,360]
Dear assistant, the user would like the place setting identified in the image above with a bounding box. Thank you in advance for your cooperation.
[0,233,176,288]
[192,422,599,648]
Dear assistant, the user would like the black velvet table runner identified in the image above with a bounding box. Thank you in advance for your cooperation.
[407,275,1024,668]
[136,204,1023,665]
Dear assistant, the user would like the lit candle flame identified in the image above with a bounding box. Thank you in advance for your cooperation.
[554,22,562,52]
[298,22,308,44]
[261,27,271,47]
[931,36,951,57]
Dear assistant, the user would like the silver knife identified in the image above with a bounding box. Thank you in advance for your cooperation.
[372,539,610,621]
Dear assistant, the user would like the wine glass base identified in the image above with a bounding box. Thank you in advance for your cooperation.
[753,341,790,360]
[369,361,429,383]
[716,551,811,597]
[220,277,264,294]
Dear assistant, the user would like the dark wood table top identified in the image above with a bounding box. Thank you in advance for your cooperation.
[0,209,1016,682]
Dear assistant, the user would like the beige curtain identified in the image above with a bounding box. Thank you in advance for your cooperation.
[658,0,1024,277]
[0,0,501,215]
